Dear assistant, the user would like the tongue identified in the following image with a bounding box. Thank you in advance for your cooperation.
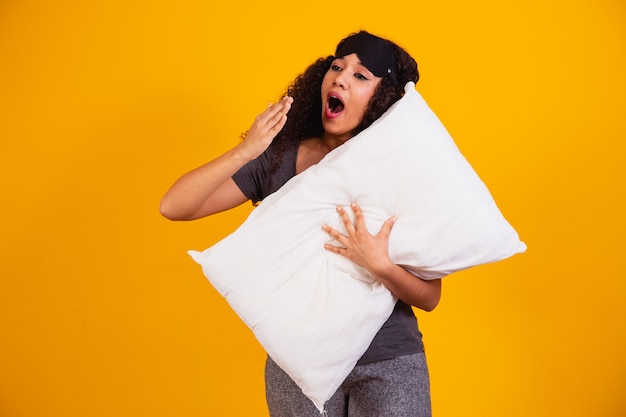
[332,103,345,114]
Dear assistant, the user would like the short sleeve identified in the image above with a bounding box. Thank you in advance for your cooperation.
[232,140,298,204]
[232,151,271,204]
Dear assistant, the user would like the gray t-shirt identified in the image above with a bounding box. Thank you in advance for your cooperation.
[232,140,424,364]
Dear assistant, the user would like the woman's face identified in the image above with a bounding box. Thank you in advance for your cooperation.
[321,53,382,142]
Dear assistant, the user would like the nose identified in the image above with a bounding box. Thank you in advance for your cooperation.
[334,72,348,89]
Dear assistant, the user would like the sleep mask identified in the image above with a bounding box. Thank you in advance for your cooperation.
[335,31,398,85]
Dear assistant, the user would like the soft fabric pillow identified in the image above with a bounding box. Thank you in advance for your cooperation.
[188,82,526,412]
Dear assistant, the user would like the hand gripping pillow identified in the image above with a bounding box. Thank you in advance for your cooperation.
[188,82,526,413]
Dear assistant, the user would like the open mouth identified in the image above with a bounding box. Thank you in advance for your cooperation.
[327,94,345,115]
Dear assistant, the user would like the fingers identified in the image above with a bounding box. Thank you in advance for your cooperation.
[321,223,347,245]
[322,204,397,273]
[348,202,367,231]
[323,202,397,239]
[333,202,397,238]
[336,205,356,234]
[321,223,348,256]
[323,242,343,254]
[258,96,293,128]
[243,97,293,158]
[265,97,292,133]
[378,215,397,240]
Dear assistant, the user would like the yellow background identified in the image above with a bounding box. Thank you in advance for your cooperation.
[1,1,624,416]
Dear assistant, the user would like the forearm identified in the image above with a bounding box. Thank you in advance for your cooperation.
[370,262,442,312]
[160,96,293,220]
[159,146,251,220]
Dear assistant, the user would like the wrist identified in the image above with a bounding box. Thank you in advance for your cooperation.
[368,258,398,283]
[230,143,259,164]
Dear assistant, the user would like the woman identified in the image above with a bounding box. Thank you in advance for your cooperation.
[161,31,441,417]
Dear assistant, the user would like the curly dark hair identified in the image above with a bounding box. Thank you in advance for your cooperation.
[263,32,419,171]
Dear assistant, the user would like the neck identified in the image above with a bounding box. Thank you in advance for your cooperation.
[321,131,353,151]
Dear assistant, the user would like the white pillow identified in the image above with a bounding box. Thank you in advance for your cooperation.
[189,82,526,412]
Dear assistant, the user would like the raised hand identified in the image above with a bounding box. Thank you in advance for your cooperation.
[237,96,294,161]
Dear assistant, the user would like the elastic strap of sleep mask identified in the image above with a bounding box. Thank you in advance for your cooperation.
[335,31,398,85]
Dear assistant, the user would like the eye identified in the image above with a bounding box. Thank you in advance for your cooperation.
[331,64,342,72]
[354,73,370,81]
